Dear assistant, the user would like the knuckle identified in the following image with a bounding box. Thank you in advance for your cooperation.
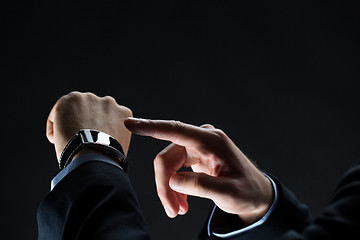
[213,128,226,138]
[67,91,82,98]
[192,176,200,195]
[197,128,227,151]
[57,93,81,109]
[153,154,164,170]
[209,158,224,177]
[84,92,99,100]
[63,91,82,102]
[171,120,184,131]
[192,174,206,197]
[154,148,177,174]
[200,123,215,129]
[154,151,166,165]
[118,106,133,117]
[211,128,227,141]
[103,95,116,103]
[169,121,184,143]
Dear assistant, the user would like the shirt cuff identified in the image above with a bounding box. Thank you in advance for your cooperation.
[207,173,279,239]
[50,152,123,191]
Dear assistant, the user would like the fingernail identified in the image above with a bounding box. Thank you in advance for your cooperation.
[124,117,148,134]
[164,206,175,218]
[125,117,144,124]
[178,206,186,215]
[169,174,184,191]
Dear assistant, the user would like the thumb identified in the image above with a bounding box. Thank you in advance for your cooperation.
[169,172,223,200]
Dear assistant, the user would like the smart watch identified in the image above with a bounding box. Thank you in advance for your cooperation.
[59,129,127,171]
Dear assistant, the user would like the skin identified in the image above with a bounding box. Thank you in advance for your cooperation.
[46,91,133,161]
[124,118,274,225]
[46,91,273,226]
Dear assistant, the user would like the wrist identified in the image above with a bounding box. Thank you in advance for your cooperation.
[237,202,271,225]
[238,174,274,225]
[58,129,128,171]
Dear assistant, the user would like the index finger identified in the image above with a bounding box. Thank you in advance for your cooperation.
[124,117,210,148]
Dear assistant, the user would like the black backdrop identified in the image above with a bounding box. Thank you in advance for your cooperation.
[2,1,360,239]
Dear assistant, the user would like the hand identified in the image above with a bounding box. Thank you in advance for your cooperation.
[124,118,273,224]
[46,92,133,162]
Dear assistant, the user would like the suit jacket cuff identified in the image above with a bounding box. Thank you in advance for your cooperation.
[206,174,312,239]
[51,152,123,190]
[207,173,278,239]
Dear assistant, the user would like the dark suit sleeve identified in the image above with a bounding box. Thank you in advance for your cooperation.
[199,162,360,240]
[37,161,151,240]
[277,161,360,239]
[198,176,312,240]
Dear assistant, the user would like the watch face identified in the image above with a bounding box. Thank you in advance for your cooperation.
[79,130,124,154]
[80,129,111,146]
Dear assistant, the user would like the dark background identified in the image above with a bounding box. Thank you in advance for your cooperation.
[2,1,360,239]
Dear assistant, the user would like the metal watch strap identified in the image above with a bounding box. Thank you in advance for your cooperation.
[59,129,127,171]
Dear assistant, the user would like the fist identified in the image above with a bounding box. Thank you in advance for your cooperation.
[46,92,133,162]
